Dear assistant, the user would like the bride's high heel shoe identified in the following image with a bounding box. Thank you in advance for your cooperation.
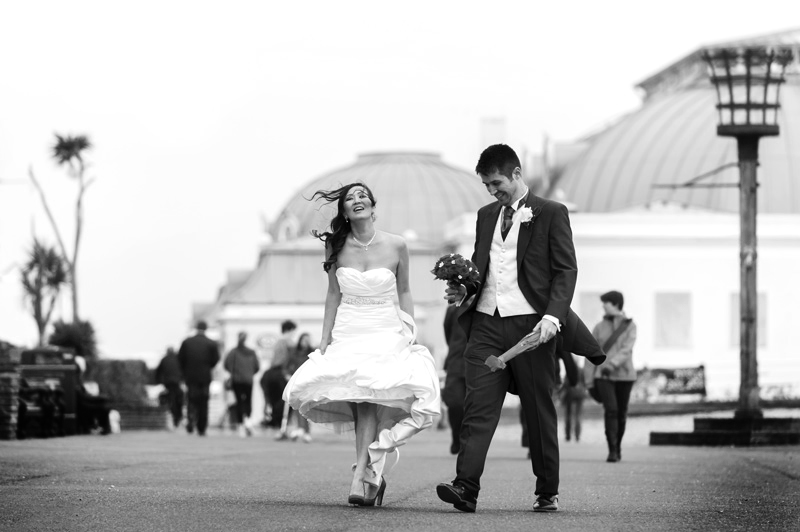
[348,491,366,507]
[348,480,367,506]
[375,478,387,507]
[363,477,387,507]
[348,466,367,506]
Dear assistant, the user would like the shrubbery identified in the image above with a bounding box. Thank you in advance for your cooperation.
[48,320,98,361]
[86,359,150,405]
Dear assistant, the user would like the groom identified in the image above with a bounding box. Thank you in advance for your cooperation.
[436,144,602,513]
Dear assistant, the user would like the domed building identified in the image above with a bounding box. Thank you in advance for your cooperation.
[533,29,800,400]
[201,152,490,367]
[555,28,800,215]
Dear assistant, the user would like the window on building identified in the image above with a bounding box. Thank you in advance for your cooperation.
[730,293,767,347]
[655,292,691,348]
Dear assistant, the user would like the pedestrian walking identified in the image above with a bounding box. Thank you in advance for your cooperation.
[223,331,260,437]
[281,332,314,442]
[155,346,184,430]
[560,353,587,442]
[261,320,296,431]
[178,321,220,437]
[441,299,471,455]
[585,291,637,462]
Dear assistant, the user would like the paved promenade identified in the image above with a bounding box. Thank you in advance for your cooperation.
[1,412,798,532]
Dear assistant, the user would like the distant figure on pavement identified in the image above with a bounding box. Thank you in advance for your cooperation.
[156,346,184,429]
[280,332,315,442]
[560,353,587,442]
[178,321,221,436]
[442,297,472,455]
[74,355,111,435]
[224,331,260,437]
[261,320,297,430]
[585,291,637,462]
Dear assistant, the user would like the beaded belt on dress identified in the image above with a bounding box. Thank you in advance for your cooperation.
[342,296,389,306]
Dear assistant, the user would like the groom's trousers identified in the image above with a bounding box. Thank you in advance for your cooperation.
[456,311,560,496]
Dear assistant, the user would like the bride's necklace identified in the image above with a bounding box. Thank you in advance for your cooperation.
[352,231,377,251]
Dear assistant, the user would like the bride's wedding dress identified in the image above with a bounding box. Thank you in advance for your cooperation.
[284,266,440,482]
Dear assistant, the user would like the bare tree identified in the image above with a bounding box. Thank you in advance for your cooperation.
[21,239,68,346]
[28,133,95,322]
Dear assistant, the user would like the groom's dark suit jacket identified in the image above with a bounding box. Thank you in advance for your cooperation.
[459,194,605,366]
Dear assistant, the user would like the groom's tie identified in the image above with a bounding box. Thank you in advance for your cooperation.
[501,206,515,240]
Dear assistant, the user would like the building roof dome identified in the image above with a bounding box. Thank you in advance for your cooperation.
[271,152,490,244]
[556,29,800,214]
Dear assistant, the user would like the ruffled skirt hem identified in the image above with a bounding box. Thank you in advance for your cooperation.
[283,343,440,480]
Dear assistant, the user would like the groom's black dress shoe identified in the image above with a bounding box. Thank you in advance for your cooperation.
[436,482,477,513]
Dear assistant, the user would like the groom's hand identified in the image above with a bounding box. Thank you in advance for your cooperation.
[444,282,466,304]
[533,319,558,343]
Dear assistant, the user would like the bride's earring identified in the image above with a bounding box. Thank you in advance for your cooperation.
[345,216,349,223]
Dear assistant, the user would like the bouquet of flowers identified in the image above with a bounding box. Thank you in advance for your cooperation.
[431,253,480,286]
[484,329,542,372]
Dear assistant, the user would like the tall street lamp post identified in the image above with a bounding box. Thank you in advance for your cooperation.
[702,46,794,420]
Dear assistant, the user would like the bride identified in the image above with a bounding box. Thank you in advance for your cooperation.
[283,182,441,507]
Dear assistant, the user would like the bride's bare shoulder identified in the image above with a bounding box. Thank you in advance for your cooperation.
[379,231,408,253]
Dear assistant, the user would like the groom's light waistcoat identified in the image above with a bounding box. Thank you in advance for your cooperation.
[476,208,536,317]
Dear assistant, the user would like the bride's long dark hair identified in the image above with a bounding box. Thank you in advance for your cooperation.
[311,182,377,272]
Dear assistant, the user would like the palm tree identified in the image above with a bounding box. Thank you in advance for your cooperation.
[21,239,68,346]
[28,133,94,322]
[51,134,91,167]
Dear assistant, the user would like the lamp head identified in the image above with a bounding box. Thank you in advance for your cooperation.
[702,46,793,138]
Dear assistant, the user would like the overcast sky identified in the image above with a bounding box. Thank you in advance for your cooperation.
[0,0,795,361]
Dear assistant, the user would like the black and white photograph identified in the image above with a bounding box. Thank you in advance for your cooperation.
[1,1,798,530]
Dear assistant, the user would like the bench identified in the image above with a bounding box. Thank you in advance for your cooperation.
[16,382,65,438]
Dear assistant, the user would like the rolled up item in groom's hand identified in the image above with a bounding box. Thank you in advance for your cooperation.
[484,329,542,372]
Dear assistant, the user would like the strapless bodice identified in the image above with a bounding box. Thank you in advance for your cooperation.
[336,267,397,301]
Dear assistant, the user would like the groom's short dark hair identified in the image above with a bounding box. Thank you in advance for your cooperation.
[476,144,521,179]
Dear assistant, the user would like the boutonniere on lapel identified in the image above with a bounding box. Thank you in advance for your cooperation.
[513,205,540,228]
